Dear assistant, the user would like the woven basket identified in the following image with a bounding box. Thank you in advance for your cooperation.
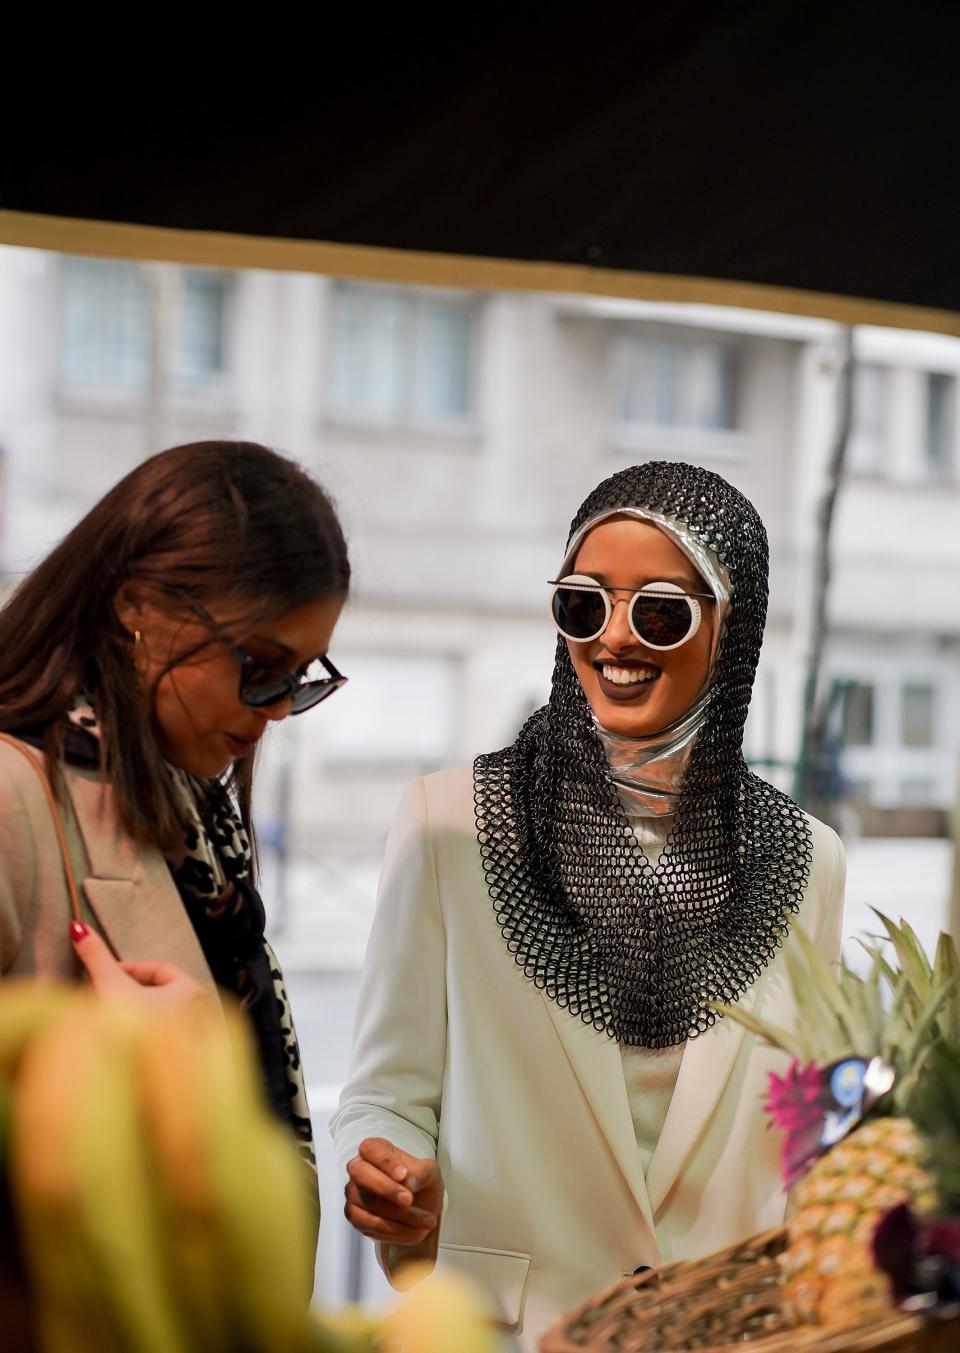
[540,1227,957,1352]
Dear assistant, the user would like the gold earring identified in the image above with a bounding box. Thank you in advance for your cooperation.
[133,629,142,644]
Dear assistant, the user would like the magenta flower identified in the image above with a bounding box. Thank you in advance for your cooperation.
[766,1059,827,1189]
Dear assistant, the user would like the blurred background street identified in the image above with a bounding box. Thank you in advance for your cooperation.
[2,245,957,1302]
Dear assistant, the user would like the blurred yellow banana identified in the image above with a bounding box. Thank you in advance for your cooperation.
[12,1000,189,1353]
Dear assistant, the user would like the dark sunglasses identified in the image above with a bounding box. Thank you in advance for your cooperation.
[549,575,715,650]
[182,597,347,713]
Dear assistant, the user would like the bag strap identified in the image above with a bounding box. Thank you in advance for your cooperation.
[0,733,83,924]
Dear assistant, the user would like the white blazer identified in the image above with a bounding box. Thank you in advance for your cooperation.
[331,766,845,1350]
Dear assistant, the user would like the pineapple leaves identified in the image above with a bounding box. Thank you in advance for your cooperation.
[900,975,955,1071]
[836,962,884,1058]
[707,1000,807,1059]
[855,938,899,994]
[933,932,960,1047]
[870,910,934,1004]
[712,915,959,1120]
[881,974,915,1066]
[784,928,857,1062]
[912,1043,960,1210]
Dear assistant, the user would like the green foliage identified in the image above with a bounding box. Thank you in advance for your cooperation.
[909,1041,960,1210]
[711,911,959,1118]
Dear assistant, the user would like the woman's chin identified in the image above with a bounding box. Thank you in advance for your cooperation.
[165,746,232,779]
[591,686,691,738]
[593,700,664,738]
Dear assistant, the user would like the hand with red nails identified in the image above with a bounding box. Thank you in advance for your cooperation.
[70,922,209,1010]
[344,1137,444,1252]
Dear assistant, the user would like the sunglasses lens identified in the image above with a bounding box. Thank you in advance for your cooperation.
[290,682,337,713]
[552,587,607,640]
[239,665,295,709]
[241,683,291,708]
[630,595,693,648]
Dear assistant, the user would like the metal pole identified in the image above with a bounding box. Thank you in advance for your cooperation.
[950,755,960,942]
[143,262,177,455]
[794,326,855,818]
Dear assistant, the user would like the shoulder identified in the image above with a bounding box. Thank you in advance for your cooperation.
[0,738,118,873]
[393,764,477,834]
[421,764,476,818]
[0,737,48,814]
[801,810,846,881]
[0,737,105,810]
[381,766,482,886]
[0,741,50,905]
[794,809,846,957]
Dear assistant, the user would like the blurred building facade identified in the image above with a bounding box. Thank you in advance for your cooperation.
[2,249,958,863]
[2,244,958,1299]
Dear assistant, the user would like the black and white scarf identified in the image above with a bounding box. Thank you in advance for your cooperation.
[66,699,315,1166]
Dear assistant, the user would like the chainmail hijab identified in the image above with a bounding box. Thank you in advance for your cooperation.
[473,461,813,1048]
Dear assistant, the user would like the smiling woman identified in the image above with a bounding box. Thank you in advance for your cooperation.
[555,517,717,736]
[0,440,349,1205]
[332,460,847,1351]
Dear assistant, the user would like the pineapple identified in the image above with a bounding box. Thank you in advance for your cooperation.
[780,1115,936,1325]
[715,914,958,1329]
[911,1037,960,1213]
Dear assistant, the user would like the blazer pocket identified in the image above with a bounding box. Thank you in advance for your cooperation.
[437,1242,531,1332]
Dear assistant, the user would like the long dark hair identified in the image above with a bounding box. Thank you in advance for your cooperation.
[0,441,350,852]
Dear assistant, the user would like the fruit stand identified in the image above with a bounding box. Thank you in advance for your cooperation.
[542,917,960,1352]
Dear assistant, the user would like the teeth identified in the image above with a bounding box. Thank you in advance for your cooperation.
[602,665,658,685]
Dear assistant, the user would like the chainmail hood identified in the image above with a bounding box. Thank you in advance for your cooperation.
[473,461,812,1047]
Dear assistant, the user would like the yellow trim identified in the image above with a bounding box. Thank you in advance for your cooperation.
[3,208,960,337]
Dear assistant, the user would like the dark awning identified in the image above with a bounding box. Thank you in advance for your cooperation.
[3,3,959,332]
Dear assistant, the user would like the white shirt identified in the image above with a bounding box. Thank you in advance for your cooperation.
[617,808,685,1173]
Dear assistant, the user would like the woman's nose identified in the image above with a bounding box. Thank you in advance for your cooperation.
[261,695,294,723]
[602,596,637,652]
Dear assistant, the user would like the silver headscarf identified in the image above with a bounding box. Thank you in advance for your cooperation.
[557,505,731,816]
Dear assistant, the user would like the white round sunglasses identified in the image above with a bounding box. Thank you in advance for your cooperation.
[549,574,714,651]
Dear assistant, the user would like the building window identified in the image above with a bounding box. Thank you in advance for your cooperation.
[848,363,887,474]
[925,372,955,475]
[321,653,458,765]
[616,336,739,431]
[837,680,875,748]
[901,682,935,748]
[174,270,229,390]
[59,258,150,391]
[327,282,477,426]
[59,258,229,395]
[899,778,937,806]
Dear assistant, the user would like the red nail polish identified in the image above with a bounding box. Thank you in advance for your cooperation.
[69,921,89,943]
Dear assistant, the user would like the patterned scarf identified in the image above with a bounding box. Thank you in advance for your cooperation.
[66,699,315,1167]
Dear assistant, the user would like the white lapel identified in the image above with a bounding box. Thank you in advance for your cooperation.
[539,990,660,1253]
[645,965,777,1216]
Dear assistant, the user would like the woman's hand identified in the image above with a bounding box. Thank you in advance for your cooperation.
[70,922,209,1010]
[345,1137,444,1247]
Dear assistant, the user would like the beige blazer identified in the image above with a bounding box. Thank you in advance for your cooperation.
[331,766,846,1351]
[0,738,216,994]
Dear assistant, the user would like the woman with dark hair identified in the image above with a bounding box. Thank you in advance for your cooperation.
[332,462,846,1349]
[0,440,350,1172]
